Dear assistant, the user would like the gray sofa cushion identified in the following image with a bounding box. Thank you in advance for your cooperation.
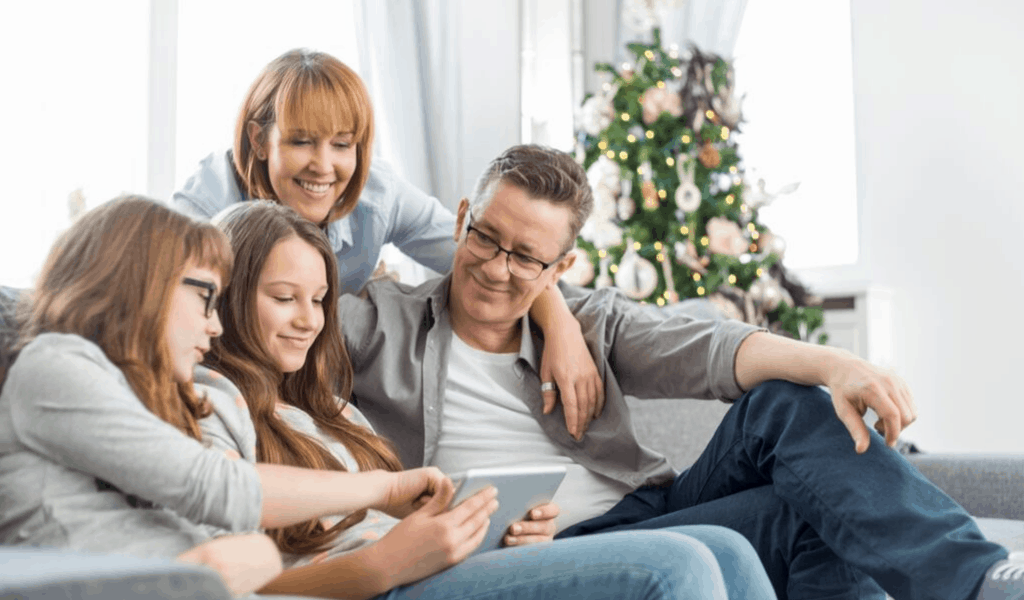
[977,518,1024,553]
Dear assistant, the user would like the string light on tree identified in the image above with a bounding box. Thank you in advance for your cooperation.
[568,27,826,343]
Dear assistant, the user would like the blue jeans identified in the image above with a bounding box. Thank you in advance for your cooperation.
[557,380,1007,600]
[377,527,775,600]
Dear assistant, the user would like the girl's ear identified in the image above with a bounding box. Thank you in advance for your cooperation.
[247,122,267,161]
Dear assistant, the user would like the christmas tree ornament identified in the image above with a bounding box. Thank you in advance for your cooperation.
[617,196,636,220]
[580,219,624,249]
[674,240,708,274]
[674,158,701,212]
[578,92,616,137]
[560,248,596,287]
[587,155,621,194]
[768,232,787,259]
[658,247,678,303]
[691,109,705,132]
[615,239,659,299]
[642,181,659,210]
[640,86,684,124]
[698,142,721,168]
[706,216,748,257]
[593,187,618,221]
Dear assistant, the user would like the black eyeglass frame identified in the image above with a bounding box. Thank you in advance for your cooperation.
[464,213,565,281]
[182,277,218,318]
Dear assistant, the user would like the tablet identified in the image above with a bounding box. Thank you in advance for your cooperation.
[447,465,567,554]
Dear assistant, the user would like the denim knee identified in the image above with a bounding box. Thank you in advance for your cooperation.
[742,380,833,421]
[627,531,729,599]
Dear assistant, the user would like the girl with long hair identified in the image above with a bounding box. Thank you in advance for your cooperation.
[174,48,604,441]
[203,199,776,600]
[0,196,282,595]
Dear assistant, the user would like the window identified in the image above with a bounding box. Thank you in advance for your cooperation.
[0,0,362,289]
[0,1,149,288]
[174,0,361,189]
[732,0,858,269]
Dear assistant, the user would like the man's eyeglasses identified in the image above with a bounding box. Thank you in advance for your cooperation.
[464,214,563,281]
[182,278,218,318]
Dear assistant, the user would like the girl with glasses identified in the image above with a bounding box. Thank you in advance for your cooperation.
[0,197,282,596]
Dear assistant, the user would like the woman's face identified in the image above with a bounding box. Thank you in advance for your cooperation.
[256,235,328,373]
[251,122,357,224]
[166,264,224,383]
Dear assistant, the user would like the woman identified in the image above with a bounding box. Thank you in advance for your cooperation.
[203,200,778,600]
[0,196,282,596]
[173,48,602,440]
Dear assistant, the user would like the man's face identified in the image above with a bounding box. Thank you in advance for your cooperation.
[450,181,576,329]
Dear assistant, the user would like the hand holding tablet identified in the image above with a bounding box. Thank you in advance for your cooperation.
[446,465,567,554]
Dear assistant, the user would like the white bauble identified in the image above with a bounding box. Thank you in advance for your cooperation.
[675,182,701,212]
[593,187,618,221]
[560,248,595,287]
[580,219,624,249]
[579,94,615,137]
[615,245,659,300]
[587,155,621,194]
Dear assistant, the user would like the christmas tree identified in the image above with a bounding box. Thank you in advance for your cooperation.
[564,28,826,343]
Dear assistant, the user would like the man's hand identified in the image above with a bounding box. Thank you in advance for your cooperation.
[735,331,918,455]
[539,323,605,440]
[503,502,559,547]
[825,350,917,453]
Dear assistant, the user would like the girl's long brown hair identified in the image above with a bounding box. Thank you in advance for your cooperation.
[234,48,375,224]
[206,201,401,555]
[10,196,232,438]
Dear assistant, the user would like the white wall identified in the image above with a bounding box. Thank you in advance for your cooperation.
[456,0,522,197]
[579,0,1024,452]
[797,0,1024,452]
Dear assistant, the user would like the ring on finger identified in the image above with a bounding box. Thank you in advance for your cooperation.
[540,381,557,393]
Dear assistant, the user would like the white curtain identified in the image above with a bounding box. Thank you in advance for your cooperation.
[616,0,749,60]
[355,0,463,211]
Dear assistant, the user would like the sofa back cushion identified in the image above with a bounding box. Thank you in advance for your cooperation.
[0,287,24,379]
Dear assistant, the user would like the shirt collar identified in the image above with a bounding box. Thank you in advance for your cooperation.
[325,215,354,251]
[425,273,541,373]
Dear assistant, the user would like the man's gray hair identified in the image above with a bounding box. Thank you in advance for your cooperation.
[469,144,594,252]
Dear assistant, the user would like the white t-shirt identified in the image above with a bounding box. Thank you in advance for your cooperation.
[432,333,632,531]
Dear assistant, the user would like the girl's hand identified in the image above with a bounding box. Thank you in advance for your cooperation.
[373,467,449,518]
[540,322,605,440]
[503,502,559,547]
[372,478,498,587]
[177,533,282,597]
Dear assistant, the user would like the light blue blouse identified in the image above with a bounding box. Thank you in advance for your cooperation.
[173,151,457,295]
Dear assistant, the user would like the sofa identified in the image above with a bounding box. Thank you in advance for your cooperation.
[2,284,1023,598]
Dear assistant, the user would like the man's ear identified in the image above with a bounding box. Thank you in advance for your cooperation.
[454,197,470,241]
[247,121,267,161]
[550,248,577,282]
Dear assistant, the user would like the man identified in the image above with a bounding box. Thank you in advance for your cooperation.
[340,144,1022,600]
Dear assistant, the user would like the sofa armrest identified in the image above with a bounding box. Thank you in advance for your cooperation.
[908,454,1024,520]
[0,547,232,600]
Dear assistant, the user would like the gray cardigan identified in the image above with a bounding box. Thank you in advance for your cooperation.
[0,333,263,557]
